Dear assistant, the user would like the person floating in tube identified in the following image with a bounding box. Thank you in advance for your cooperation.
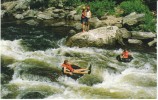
[61,60,91,75]
[121,49,131,59]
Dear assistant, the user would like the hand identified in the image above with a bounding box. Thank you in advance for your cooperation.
[69,72,73,75]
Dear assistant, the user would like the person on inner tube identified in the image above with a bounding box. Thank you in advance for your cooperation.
[62,60,91,75]
[121,49,130,59]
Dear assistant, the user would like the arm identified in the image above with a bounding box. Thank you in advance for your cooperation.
[63,67,73,75]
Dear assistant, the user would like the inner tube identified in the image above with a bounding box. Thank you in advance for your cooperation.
[62,65,84,80]
[116,55,133,62]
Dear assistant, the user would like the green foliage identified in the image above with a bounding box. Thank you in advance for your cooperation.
[119,0,156,32]
[65,0,82,7]
[88,0,116,17]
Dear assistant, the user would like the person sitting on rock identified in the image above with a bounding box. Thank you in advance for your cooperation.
[61,60,91,75]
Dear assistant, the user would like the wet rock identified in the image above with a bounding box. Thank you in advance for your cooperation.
[51,22,65,27]
[73,23,82,31]
[148,38,157,47]
[21,92,45,99]
[14,0,30,10]
[53,9,64,13]
[123,12,145,25]
[25,20,39,26]
[69,29,76,35]
[66,26,119,47]
[52,13,59,18]
[128,39,143,45]
[37,12,53,20]
[14,14,24,19]
[23,10,38,18]
[1,10,7,18]
[131,31,156,39]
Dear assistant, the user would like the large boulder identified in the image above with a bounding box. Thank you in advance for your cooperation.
[131,31,156,39]
[66,26,119,47]
[74,15,81,21]
[123,12,145,26]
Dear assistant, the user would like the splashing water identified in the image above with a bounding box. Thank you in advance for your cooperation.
[1,38,156,99]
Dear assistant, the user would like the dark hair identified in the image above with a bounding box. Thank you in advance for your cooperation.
[64,60,68,64]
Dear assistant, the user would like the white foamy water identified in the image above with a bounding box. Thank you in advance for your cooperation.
[1,39,157,99]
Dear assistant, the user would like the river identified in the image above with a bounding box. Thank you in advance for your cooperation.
[1,19,157,99]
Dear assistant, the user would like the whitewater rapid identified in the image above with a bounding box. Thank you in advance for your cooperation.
[1,39,157,99]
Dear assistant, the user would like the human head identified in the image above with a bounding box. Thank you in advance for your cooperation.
[64,60,68,64]
[124,49,127,52]
[87,5,90,10]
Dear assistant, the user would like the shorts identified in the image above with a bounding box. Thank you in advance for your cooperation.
[71,65,81,69]
[81,17,87,24]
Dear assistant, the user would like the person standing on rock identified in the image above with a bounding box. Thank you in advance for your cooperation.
[81,7,87,32]
[85,5,92,31]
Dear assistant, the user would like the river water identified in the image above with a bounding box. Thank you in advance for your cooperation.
[1,20,157,99]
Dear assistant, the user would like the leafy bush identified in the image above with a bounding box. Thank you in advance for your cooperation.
[119,0,156,32]
[88,0,116,17]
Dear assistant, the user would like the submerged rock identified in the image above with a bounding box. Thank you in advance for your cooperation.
[25,20,39,26]
[51,22,65,27]
[66,26,119,47]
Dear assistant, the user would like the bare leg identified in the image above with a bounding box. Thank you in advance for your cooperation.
[73,70,88,74]
[75,68,88,72]
[82,23,85,32]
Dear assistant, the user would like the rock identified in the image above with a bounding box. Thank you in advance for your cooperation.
[25,20,39,26]
[69,29,76,35]
[51,22,65,27]
[128,39,143,45]
[74,15,81,21]
[37,12,53,20]
[52,13,59,18]
[14,0,30,10]
[73,23,82,30]
[131,31,156,39]
[57,3,63,9]
[116,28,131,45]
[53,9,64,13]
[100,13,107,20]
[66,26,119,47]
[118,28,131,38]
[123,12,145,25]
[89,17,103,28]
[23,10,38,18]
[69,10,77,15]
[2,1,17,11]
[148,38,157,47]
[1,10,7,18]
[14,14,24,19]
[102,15,122,27]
